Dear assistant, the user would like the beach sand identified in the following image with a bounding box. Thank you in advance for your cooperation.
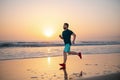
[0,53,120,80]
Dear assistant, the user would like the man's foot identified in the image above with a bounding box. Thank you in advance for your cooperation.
[59,63,66,67]
[78,52,82,59]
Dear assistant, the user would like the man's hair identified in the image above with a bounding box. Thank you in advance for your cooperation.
[64,23,69,27]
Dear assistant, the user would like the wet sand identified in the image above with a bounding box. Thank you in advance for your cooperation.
[81,72,120,80]
[0,53,120,80]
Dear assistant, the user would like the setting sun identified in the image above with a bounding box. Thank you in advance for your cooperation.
[43,27,54,37]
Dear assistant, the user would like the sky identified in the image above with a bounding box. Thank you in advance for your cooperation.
[0,0,120,42]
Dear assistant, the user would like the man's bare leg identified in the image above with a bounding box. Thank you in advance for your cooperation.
[68,51,82,59]
[68,51,78,55]
[63,52,67,64]
[59,52,67,67]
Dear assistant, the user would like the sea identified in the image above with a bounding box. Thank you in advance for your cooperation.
[0,41,120,60]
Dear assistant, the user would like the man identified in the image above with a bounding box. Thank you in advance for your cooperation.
[59,23,82,68]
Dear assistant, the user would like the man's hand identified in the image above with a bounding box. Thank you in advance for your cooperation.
[59,35,63,39]
[72,40,75,44]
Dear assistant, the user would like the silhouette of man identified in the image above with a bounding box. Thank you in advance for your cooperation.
[59,23,82,67]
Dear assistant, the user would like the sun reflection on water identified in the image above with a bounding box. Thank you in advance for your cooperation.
[48,57,51,64]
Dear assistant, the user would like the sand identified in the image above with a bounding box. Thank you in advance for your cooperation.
[0,53,120,80]
[81,72,120,80]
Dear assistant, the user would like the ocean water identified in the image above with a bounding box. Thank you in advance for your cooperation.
[0,41,120,60]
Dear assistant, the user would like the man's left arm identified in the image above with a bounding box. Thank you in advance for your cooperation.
[72,33,76,44]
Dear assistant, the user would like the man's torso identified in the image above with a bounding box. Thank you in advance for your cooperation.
[62,29,73,45]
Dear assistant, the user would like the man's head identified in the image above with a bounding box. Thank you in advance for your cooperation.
[63,23,69,30]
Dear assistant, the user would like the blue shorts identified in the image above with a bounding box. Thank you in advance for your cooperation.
[64,44,71,53]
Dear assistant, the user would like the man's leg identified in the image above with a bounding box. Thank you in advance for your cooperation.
[59,52,67,67]
[68,51,82,59]
[69,51,78,55]
[63,52,67,64]
[59,44,69,67]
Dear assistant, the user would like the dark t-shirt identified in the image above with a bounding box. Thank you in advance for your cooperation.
[62,29,73,45]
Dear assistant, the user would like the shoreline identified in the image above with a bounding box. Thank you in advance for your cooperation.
[0,53,120,80]
[0,53,120,61]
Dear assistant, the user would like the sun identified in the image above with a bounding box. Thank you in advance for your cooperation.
[43,27,54,37]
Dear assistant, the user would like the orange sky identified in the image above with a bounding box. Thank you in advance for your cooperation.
[0,0,120,42]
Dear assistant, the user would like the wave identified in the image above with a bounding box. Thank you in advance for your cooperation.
[0,41,120,48]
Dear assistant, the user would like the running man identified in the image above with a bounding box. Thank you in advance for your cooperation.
[59,23,82,67]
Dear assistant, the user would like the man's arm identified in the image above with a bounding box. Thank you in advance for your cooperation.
[72,33,76,44]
